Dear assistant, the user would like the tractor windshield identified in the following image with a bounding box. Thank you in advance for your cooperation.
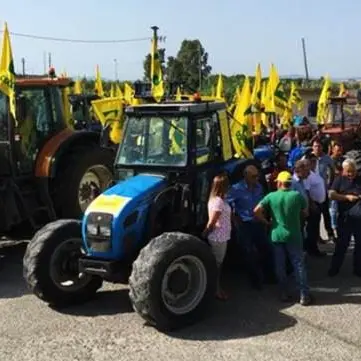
[117,115,188,167]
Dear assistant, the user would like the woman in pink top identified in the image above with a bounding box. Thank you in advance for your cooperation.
[203,173,231,300]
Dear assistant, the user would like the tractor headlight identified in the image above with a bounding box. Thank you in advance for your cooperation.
[99,225,111,237]
[86,223,98,236]
[86,213,113,238]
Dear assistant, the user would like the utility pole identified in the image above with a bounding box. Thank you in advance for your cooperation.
[43,51,47,74]
[198,42,202,91]
[150,26,166,80]
[48,52,52,69]
[21,57,25,75]
[301,37,310,82]
[113,58,118,81]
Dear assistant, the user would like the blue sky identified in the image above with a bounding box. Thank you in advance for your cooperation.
[2,0,359,80]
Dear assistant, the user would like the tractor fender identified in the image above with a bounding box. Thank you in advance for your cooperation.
[35,129,102,178]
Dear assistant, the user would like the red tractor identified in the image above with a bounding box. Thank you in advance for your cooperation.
[0,70,114,238]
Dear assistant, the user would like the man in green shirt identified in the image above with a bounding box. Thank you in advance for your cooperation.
[254,171,312,305]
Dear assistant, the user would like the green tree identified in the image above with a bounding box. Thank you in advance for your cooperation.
[167,39,211,91]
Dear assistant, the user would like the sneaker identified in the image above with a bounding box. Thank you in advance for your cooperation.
[300,294,313,306]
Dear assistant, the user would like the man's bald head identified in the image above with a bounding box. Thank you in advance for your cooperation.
[244,165,259,186]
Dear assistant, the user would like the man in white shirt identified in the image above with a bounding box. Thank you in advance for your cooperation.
[303,154,327,257]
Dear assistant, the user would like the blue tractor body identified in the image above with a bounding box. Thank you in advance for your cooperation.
[82,174,167,260]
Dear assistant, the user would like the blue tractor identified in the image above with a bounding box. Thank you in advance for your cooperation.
[23,100,260,331]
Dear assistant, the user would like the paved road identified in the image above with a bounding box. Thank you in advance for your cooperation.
[1,242,361,361]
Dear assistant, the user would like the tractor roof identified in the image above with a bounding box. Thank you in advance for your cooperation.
[125,101,226,116]
[15,75,73,88]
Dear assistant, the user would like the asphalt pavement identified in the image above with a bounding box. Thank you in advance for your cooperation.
[0,241,361,361]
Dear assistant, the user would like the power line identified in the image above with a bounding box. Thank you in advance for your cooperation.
[0,30,151,44]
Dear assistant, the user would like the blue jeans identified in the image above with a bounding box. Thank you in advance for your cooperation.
[329,200,338,230]
[273,242,309,297]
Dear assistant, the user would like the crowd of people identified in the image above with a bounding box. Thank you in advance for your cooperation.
[203,138,361,305]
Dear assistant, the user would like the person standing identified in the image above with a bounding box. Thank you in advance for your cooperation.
[303,155,327,257]
[329,142,345,236]
[328,159,361,277]
[203,173,231,300]
[227,164,275,289]
[254,171,312,305]
[311,139,335,242]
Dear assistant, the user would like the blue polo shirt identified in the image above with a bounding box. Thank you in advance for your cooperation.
[226,180,263,221]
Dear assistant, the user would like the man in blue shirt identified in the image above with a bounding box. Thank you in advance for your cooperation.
[227,164,275,289]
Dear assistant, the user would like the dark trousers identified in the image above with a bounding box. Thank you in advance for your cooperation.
[320,195,333,236]
[330,216,361,274]
[235,220,275,284]
[305,203,322,253]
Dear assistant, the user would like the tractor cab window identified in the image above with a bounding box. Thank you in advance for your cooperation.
[117,115,188,167]
[0,93,8,141]
[195,117,211,164]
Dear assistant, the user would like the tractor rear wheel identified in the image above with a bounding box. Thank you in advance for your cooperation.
[23,219,103,307]
[345,149,361,176]
[53,148,114,218]
[129,232,217,331]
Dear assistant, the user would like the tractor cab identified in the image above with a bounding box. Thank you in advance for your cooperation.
[321,96,361,151]
[9,74,72,174]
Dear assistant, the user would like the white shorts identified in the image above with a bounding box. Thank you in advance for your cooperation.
[208,240,228,267]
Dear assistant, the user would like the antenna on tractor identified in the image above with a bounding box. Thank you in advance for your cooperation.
[301,37,310,84]
[151,25,159,43]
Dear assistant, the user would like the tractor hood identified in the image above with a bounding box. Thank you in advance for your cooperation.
[85,174,167,217]
[83,174,168,259]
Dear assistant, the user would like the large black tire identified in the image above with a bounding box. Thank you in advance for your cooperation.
[129,232,217,331]
[23,219,103,307]
[345,150,361,176]
[53,147,114,219]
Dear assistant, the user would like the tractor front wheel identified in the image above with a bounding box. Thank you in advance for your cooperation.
[23,219,103,307]
[53,148,114,218]
[129,232,217,331]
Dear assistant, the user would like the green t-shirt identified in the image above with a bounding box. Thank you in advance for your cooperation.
[259,189,307,244]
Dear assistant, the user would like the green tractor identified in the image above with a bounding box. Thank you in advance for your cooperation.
[23,97,259,331]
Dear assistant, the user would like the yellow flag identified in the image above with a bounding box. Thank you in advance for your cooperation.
[73,79,83,94]
[124,83,135,104]
[94,65,104,97]
[289,82,303,111]
[317,75,331,124]
[216,74,225,100]
[175,87,182,101]
[62,86,73,129]
[260,80,269,127]
[251,64,262,110]
[110,83,115,98]
[270,64,288,115]
[231,77,253,158]
[115,84,123,98]
[338,83,346,97]
[151,35,164,102]
[250,64,262,135]
[0,22,16,125]
[91,97,124,144]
